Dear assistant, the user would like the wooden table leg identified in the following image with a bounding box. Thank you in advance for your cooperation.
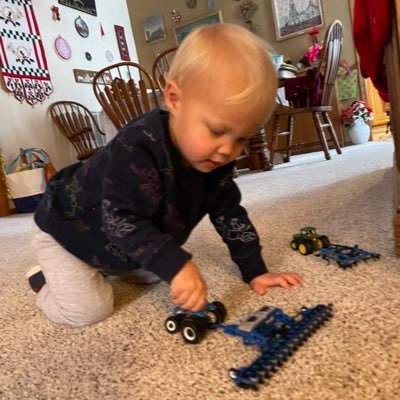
[248,126,273,171]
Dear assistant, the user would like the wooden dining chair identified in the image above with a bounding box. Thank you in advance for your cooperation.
[49,101,105,161]
[151,46,178,92]
[93,62,160,131]
[269,20,343,165]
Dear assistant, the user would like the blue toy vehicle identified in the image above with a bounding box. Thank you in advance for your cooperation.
[164,302,333,388]
[220,304,333,388]
[315,244,380,268]
[164,301,227,344]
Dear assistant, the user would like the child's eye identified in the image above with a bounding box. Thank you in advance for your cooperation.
[210,128,224,136]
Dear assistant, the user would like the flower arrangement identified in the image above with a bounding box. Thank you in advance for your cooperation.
[300,27,322,66]
[341,100,374,127]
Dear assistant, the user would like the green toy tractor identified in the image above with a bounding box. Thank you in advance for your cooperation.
[290,226,330,255]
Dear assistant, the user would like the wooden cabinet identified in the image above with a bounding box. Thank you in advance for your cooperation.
[366,78,390,127]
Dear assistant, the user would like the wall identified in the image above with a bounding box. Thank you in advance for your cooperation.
[127,0,356,75]
[0,0,137,168]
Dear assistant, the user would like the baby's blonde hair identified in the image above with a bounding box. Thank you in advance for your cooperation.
[167,23,277,123]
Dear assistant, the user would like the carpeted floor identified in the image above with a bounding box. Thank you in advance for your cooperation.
[1,141,399,400]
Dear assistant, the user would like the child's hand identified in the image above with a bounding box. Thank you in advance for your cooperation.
[170,260,208,312]
[250,272,304,295]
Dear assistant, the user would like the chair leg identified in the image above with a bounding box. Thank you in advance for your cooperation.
[312,111,331,160]
[269,114,280,166]
[323,112,342,155]
[284,114,294,163]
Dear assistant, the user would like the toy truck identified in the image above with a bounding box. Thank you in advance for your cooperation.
[290,226,330,255]
[164,301,227,344]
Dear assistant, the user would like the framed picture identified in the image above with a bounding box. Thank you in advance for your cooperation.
[58,0,97,17]
[144,15,167,44]
[173,10,223,45]
[73,69,112,84]
[271,0,324,41]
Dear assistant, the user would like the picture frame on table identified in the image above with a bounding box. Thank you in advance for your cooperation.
[173,10,223,45]
[58,0,97,17]
[143,15,167,44]
[271,0,324,41]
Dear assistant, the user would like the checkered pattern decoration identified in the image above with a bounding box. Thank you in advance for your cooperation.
[0,0,53,105]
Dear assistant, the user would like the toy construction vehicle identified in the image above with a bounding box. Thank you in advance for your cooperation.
[290,226,330,255]
[315,244,380,268]
[164,301,227,344]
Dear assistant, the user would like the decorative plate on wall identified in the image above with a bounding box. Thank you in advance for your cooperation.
[54,35,72,60]
[105,50,114,62]
[75,16,89,38]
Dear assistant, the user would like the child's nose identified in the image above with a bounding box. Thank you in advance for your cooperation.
[218,140,236,156]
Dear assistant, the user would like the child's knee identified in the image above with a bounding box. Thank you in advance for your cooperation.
[66,297,114,327]
[38,285,114,327]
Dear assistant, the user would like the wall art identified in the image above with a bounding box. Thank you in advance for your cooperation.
[54,35,72,60]
[173,10,223,44]
[75,16,89,38]
[271,0,324,41]
[58,0,97,17]
[143,15,167,44]
[0,0,53,105]
[73,68,111,84]
[114,25,130,61]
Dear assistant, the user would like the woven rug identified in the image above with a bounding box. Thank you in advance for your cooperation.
[0,0,53,105]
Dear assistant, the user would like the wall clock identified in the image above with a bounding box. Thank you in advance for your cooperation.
[75,16,89,38]
[54,35,72,60]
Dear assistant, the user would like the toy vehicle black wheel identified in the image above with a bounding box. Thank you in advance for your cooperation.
[208,301,227,325]
[290,240,298,250]
[228,368,238,380]
[165,316,180,334]
[181,318,206,344]
[319,235,330,247]
[298,241,312,255]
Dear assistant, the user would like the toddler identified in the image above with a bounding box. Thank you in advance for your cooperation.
[28,23,303,327]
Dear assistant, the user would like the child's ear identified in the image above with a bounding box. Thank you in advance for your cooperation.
[163,80,181,113]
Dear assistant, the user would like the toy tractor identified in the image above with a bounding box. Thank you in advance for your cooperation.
[290,226,330,255]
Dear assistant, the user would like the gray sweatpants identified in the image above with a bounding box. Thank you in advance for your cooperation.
[31,224,114,327]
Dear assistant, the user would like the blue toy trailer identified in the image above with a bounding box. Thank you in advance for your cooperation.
[315,244,380,268]
[220,304,333,388]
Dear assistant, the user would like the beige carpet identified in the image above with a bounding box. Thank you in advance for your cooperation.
[1,141,399,400]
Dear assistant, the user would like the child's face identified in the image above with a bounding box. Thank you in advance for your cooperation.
[164,80,264,173]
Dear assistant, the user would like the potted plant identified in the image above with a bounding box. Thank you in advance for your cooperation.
[341,100,374,144]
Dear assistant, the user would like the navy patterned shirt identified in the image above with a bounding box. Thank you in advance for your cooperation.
[34,109,267,283]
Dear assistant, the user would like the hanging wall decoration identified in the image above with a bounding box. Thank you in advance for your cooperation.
[143,15,167,44]
[207,0,216,9]
[0,0,53,105]
[105,49,114,62]
[171,10,182,24]
[54,35,72,60]
[187,0,197,9]
[51,5,61,21]
[114,25,130,61]
[75,16,89,38]
[337,59,358,100]
[58,0,97,17]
